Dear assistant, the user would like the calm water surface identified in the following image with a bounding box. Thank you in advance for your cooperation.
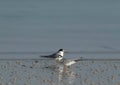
[0,0,120,52]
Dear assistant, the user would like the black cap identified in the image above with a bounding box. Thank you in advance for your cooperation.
[58,49,64,51]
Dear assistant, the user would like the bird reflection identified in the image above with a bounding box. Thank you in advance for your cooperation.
[44,60,77,85]
[57,67,76,85]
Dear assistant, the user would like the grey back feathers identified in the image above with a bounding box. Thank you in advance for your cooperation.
[40,49,64,60]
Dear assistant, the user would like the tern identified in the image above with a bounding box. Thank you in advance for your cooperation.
[40,49,64,61]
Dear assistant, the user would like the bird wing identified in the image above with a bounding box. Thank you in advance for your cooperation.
[40,52,58,58]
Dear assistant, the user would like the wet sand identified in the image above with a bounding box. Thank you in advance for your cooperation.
[0,59,120,85]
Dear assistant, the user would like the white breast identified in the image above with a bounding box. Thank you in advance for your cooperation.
[58,51,64,57]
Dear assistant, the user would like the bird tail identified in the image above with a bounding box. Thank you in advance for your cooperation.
[40,56,50,58]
